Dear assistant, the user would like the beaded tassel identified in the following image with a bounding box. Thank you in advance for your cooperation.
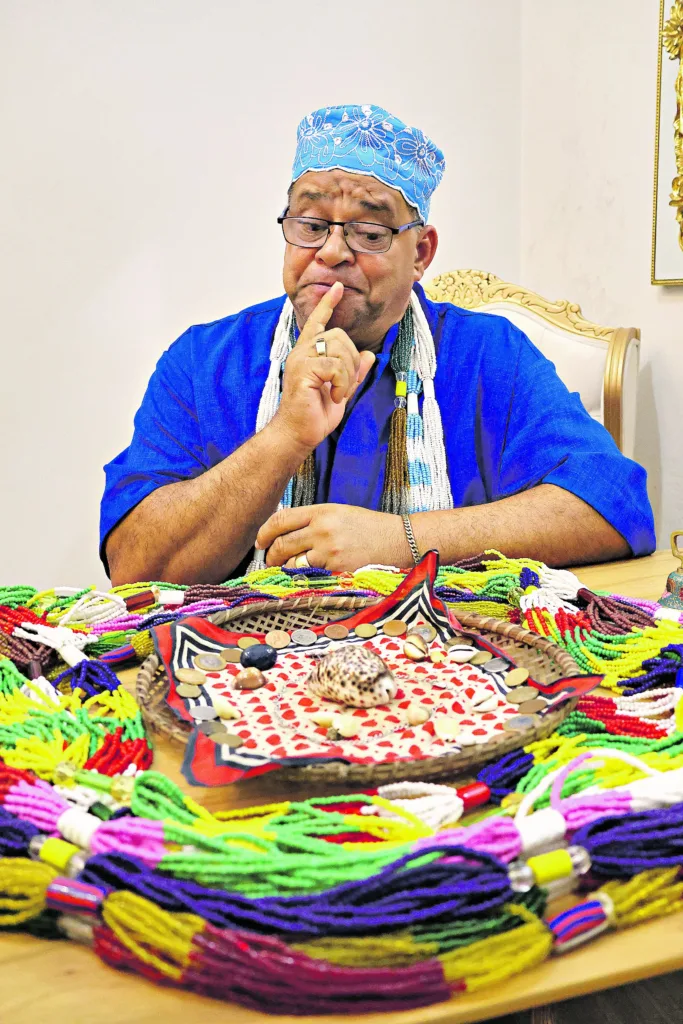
[406,368,430,512]
[382,306,413,514]
[410,291,453,511]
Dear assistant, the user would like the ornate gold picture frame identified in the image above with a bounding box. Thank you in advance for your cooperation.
[652,0,683,285]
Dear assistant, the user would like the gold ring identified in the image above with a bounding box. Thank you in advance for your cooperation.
[295,552,311,569]
[315,338,327,357]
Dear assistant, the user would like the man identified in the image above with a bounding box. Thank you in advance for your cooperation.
[102,104,655,586]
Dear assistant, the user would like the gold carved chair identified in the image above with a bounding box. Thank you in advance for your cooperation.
[425,270,640,458]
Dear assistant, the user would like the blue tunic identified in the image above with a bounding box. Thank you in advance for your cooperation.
[100,284,656,571]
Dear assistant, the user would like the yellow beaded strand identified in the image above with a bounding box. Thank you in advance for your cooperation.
[602,868,683,928]
[0,859,57,927]
[439,903,552,991]
[102,890,202,980]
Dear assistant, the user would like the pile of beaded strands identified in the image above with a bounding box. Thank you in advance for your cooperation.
[2,552,683,683]
[3,553,683,1012]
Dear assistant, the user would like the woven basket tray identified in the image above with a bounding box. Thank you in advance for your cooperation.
[136,595,581,786]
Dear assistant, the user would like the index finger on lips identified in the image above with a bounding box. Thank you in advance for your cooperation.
[298,282,344,344]
[255,506,313,551]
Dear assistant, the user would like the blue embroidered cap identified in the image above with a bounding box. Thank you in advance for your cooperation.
[291,104,445,223]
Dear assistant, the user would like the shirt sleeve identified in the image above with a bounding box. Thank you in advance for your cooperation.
[99,329,207,572]
[495,333,656,556]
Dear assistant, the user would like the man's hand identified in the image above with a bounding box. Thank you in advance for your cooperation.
[271,282,376,450]
[255,504,409,572]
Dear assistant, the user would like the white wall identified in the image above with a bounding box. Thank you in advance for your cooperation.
[520,0,683,541]
[0,0,521,589]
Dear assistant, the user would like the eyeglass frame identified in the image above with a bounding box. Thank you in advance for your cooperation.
[277,209,424,254]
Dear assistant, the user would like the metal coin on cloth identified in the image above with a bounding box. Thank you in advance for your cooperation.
[193,652,226,671]
[413,622,437,643]
[324,623,350,641]
[505,666,530,687]
[176,683,202,699]
[482,657,509,673]
[208,729,244,748]
[503,714,540,732]
[265,629,291,650]
[198,721,223,736]
[291,628,318,647]
[240,643,278,671]
[518,698,547,715]
[506,685,537,705]
[221,648,243,664]
[470,650,493,665]
[191,705,219,721]
[354,622,378,639]
[383,619,408,637]
[237,636,260,650]
[175,668,206,685]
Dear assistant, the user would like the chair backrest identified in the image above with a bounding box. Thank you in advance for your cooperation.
[424,270,640,458]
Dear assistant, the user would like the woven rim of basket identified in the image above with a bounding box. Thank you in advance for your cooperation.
[136,595,581,786]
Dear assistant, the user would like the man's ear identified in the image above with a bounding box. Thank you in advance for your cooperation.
[413,225,438,282]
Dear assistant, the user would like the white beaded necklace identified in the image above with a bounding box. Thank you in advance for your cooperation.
[248,294,453,572]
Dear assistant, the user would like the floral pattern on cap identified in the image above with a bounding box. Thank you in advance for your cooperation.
[291,104,445,222]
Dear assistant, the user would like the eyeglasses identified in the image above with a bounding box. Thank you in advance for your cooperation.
[277,214,424,254]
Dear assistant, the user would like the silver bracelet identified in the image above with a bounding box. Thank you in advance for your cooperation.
[401,514,421,565]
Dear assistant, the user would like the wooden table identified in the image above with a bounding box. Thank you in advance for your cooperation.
[3,550,680,1024]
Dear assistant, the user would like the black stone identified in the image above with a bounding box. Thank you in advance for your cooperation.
[240,643,278,671]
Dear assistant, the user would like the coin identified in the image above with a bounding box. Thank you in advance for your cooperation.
[265,629,291,650]
[191,705,219,721]
[237,636,259,650]
[198,721,223,736]
[518,698,547,715]
[506,685,537,705]
[354,622,378,639]
[413,622,437,643]
[470,650,493,665]
[176,683,202,699]
[430,649,447,664]
[175,668,206,685]
[221,648,243,664]
[291,628,318,647]
[193,652,226,671]
[505,667,530,687]
[383,619,408,637]
[208,729,243,747]
[482,657,509,673]
[324,623,349,641]
[503,714,539,732]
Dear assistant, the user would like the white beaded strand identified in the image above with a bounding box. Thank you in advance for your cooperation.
[57,589,127,628]
[12,622,95,666]
[247,300,295,573]
[410,292,453,511]
[538,567,582,601]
